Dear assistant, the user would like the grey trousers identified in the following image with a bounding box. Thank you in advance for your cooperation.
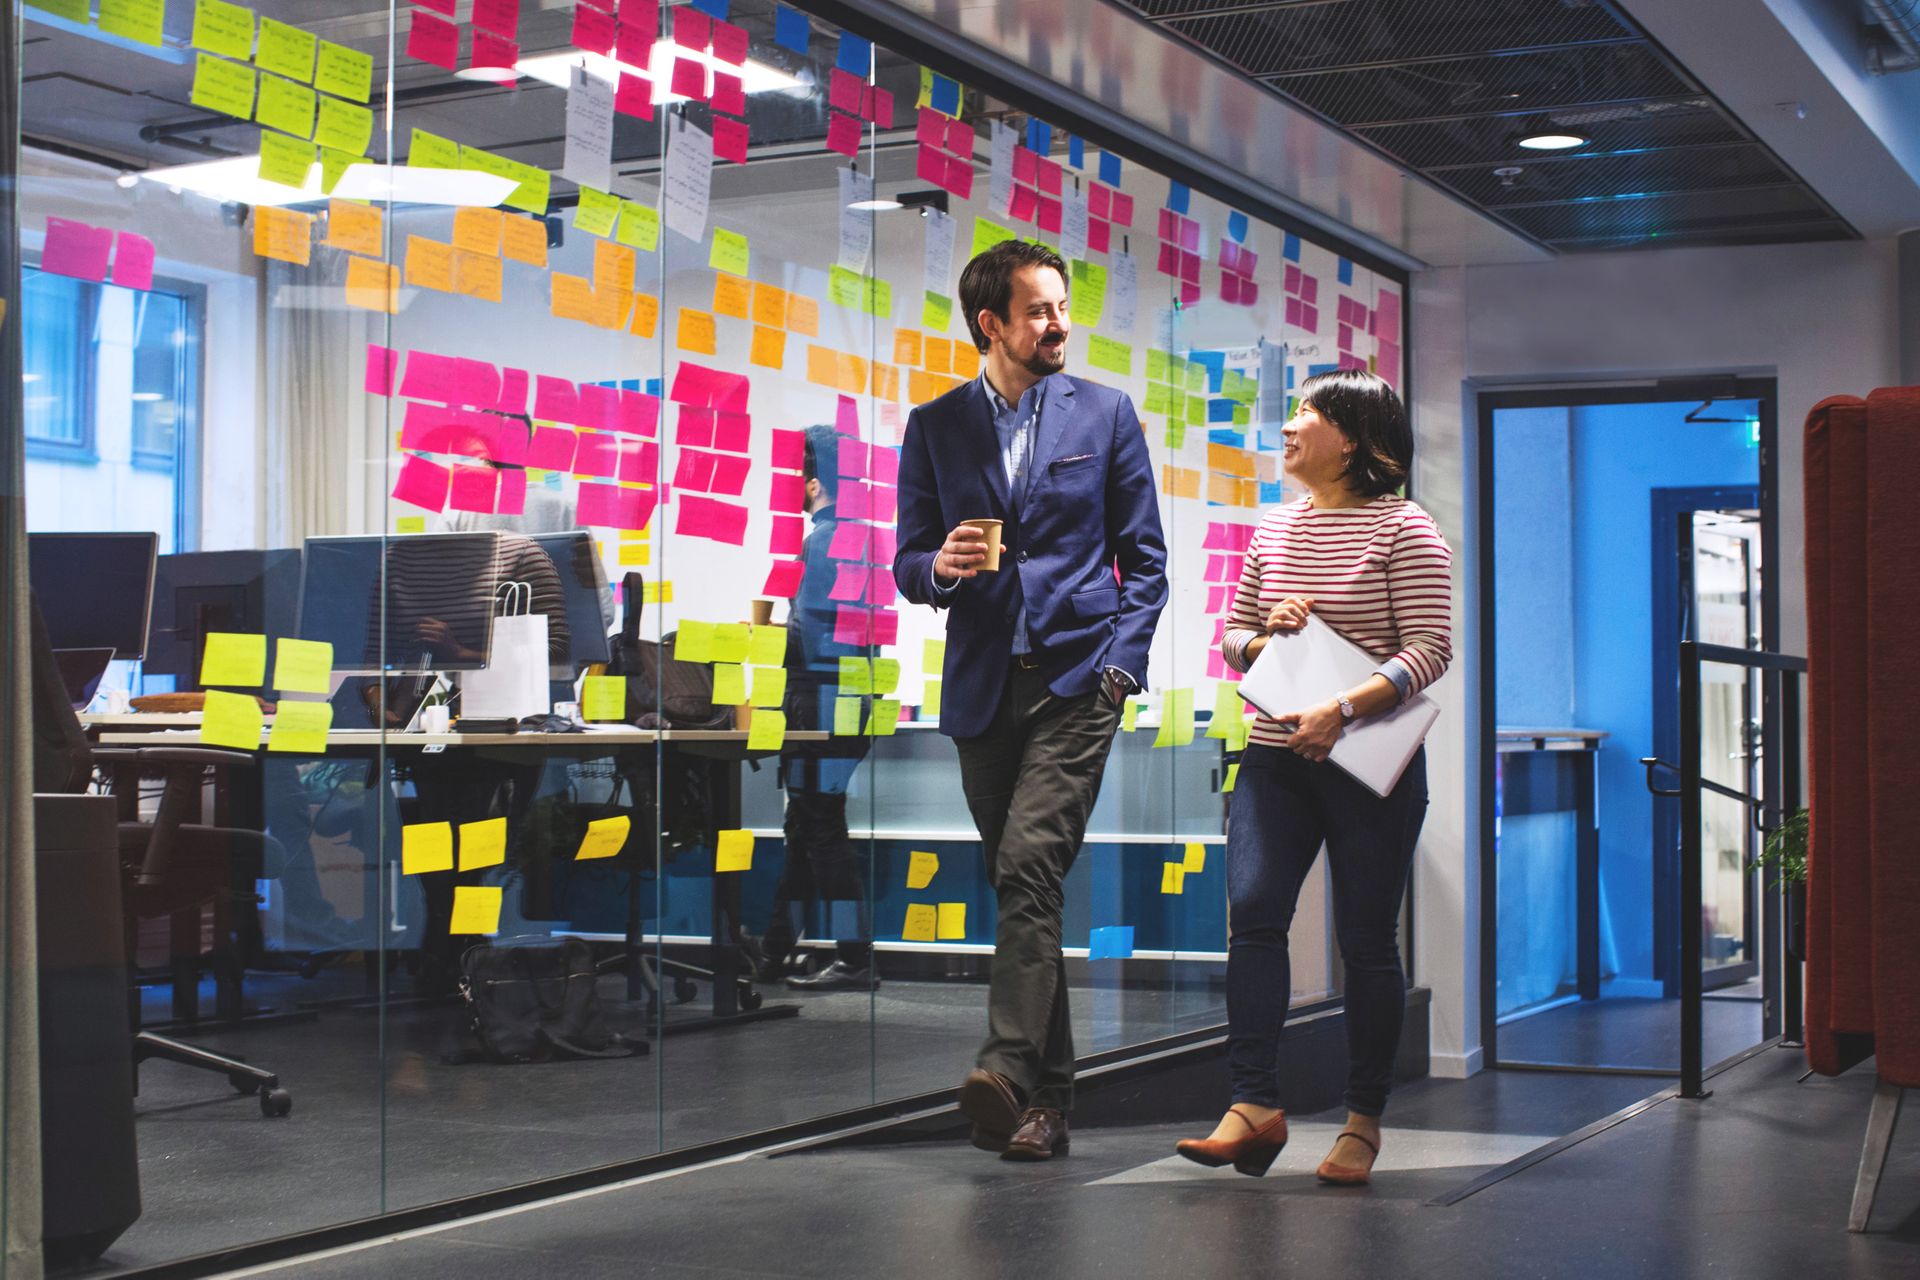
[955,665,1123,1110]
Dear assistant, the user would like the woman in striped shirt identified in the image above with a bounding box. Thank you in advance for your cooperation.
[1175,370,1452,1184]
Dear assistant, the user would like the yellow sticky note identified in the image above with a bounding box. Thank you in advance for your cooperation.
[644,580,674,604]
[1123,697,1142,732]
[675,620,715,662]
[866,699,902,736]
[575,186,619,237]
[256,16,316,81]
[1153,688,1195,748]
[255,73,316,140]
[749,665,787,707]
[906,850,939,889]
[345,255,399,313]
[191,0,254,60]
[325,199,383,255]
[1223,762,1241,793]
[629,292,661,339]
[677,308,717,355]
[750,325,786,370]
[200,689,262,749]
[190,52,256,119]
[709,227,749,276]
[453,207,505,257]
[902,903,938,942]
[921,678,942,718]
[1160,862,1186,895]
[273,637,332,693]
[502,214,549,267]
[406,236,455,291]
[711,623,750,664]
[713,272,751,319]
[314,97,372,156]
[616,200,660,252]
[1183,842,1207,873]
[618,542,651,566]
[937,902,967,940]
[459,816,509,871]
[257,131,315,189]
[833,696,863,735]
[838,656,871,695]
[922,638,947,669]
[402,821,454,875]
[715,829,755,872]
[747,709,787,750]
[575,815,630,861]
[871,658,900,695]
[582,674,626,721]
[712,662,747,705]
[1205,682,1245,740]
[450,885,503,936]
[396,516,426,534]
[266,698,330,753]
[748,624,787,667]
[201,631,267,686]
[97,0,166,47]
[314,39,373,102]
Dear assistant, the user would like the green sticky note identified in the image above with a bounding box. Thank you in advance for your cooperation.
[1069,259,1107,329]
[256,16,316,81]
[1187,397,1206,426]
[1086,334,1132,376]
[575,186,619,238]
[747,709,787,751]
[200,631,267,687]
[500,155,550,215]
[26,0,89,22]
[864,277,893,318]
[709,227,750,276]
[266,698,332,754]
[1123,696,1142,733]
[828,265,864,311]
[582,674,626,721]
[747,624,786,668]
[921,678,942,718]
[833,696,863,736]
[970,217,1014,258]
[866,699,902,736]
[200,689,264,750]
[871,658,900,696]
[190,53,256,120]
[315,39,373,103]
[192,0,254,60]
[257,131,315,189]
[1165,423,1186,450]
[922,290,953,332]
[1153,688,1195,749]
[255,74,316,140]
[675,620,715,663]
[273,638,333,694]
[922,639,947,669]
[838,656,872,695]
[711,662,747,706]
[711,623,751,665]
[1186,362,1207,393]
[320,147,358,195]
[1145,349,1169,383]
[1205,681,1244,740]
[98,0,166,46]
[749,665,787,708]
[617,200,660,252]
[1233,405,1251,427]
[1144,382,1169,415]
[314,97,373,156]
[1222,762,1240,793]
[408,128,461,169]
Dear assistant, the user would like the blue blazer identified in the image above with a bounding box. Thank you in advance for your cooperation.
[893,372,1168,738]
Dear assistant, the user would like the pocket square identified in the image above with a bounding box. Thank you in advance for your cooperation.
[1052,452,1096,466]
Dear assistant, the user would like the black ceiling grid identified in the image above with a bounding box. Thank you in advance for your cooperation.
[1118,0,1857,253]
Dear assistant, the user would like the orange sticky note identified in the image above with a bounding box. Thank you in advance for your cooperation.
[953,344,981,379]
[324,199,383,255]
[786,294,819,337]
[551,272,594,322]
[677,308,717,355]
[253,206,312,265]
[924,336,952,374]
[750,325,786,370]
[454,249,503,301]
[908,369,943,405]
[837,352,868,395]
[712,272,750,319]
[806,344,837,388]
[594,238,636,293]
[452,207,504,257]
[590,287,632,329]
[501,213,549,267]
[405,235,454,291]
[892,329,922,366]
[345,255,398,313]
[629,292,660,338]
[751,282,789,329]
[870,363,899,401]
[1162,465,1202,499]
[1208,442,1255,477]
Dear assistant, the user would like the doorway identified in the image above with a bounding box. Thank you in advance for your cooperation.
[1477,379,1778,1073]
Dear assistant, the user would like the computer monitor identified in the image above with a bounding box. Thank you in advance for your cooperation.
[27,532,159,660]
[530,531,612,674]
[297,532,502,674]
[146,549,303,690]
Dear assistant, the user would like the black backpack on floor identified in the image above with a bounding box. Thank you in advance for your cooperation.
[453,937,648,1064]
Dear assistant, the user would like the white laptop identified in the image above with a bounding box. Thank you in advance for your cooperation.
[1236,616,1440,797]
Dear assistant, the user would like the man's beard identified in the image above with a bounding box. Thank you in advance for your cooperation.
[1021,335,1067,378]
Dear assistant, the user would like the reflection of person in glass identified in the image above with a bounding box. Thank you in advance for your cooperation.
[744,425,877,990]
[1176,371,1452,1185]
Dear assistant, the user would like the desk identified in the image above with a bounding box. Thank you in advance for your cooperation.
[91,716,826,1032]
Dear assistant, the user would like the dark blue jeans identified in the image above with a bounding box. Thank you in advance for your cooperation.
[1225,745,1428,1116]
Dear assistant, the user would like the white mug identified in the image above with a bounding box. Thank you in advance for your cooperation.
[418,705,451,734]
[103,689,131,714]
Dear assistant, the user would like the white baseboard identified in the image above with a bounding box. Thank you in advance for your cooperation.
[1429,1047,1485,1079]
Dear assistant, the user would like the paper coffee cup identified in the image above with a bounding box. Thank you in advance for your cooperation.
[750,598,775,627]
[969,519,1004,572]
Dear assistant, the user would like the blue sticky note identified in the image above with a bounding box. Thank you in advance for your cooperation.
[1285,365,1295,390]
[1283,232,1301,262]
[1227,211,1249,243]
[1088,926,1135,960]
[1337,257,1354,286]
[1259,481,1285,504]
[1026,118,1051,154]
[1068,134,1084,169]
[691,0,730,19]
[929,73,960,116]
[1167,181,1190,215]
[1189,349,1226,391]
[1099,152,1121,186]
[1308,362,1337,377]
[774,5,809,54]
[646,377,662,397]
[1208,399,1235,424]
[836,32,872,74]
[1208,427,1244,447]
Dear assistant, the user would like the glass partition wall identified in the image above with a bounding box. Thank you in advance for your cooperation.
[9,0,1406,1270]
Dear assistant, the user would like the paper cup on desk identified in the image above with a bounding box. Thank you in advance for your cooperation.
[968,519,1004,571]
[750,598,775,627]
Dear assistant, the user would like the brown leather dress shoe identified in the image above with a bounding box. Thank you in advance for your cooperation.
[958,1069,1024,1153]
[1000,1107,1069,1161]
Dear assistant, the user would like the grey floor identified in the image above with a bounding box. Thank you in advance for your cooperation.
[233,1048,1919,1280]
[1494,991,1764,1071]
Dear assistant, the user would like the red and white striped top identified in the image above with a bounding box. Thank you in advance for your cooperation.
[1221,494,1453,748]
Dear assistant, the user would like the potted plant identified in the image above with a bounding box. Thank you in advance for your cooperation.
[1753,808,1809,961]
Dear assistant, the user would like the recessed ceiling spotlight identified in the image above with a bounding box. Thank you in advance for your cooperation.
[1516,131,1589,150]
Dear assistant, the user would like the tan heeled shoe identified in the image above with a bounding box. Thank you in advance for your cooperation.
[1175,1106,1290,1177]
[1315,1130,1379,1185]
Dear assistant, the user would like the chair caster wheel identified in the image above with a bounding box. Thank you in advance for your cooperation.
[673,977,698,1004]
[231,1076,261,1096]
[740,988,763,1012]
[260,1088,293,1118]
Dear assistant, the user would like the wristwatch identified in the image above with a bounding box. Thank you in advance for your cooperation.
[1335,694,1356,722]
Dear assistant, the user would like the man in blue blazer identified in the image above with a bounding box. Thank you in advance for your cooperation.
[894,240,1167,1161]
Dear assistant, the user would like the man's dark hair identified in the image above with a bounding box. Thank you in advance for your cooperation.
[958,239,1069,354]
[799,424,840,501]
[1297,369,1412,498]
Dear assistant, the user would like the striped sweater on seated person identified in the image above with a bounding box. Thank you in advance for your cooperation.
[1220,494,1453,749]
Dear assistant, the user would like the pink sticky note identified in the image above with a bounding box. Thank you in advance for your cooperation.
[496,468,528,515]
[1154,244,1177,277]
[613,390,657,437]
[770,428,806,471]
[870,526,896,565]
[534,375,582,424]
[677,495,748,545]
[576,481,619,526]
[620,440,660,483]
[473,0,519,37]
[676,407,717,448]
[945,155,974,200]
[572,3,616,53]
[619,0,659,48]
[836,438,868,480]
[1180,250,1201,284]
[399,351,459,402]
[828,67,864,114]
[714,373,749,414]
[1284,264,1301,294]
[826,111,860,158]
[673,448,718,490]
[916,107,946,148]
[872,610,898,646]
[827,522,868,561]
[770,514,803,555]
[579,382,621,430]
[365,345,398,395]
[111,232,155,291]
[526,425,577,471]
[1035,157,1062,196]
[710,71,746,118]
[615,72,655,119]
[399,400,458,453]
[1180,281,1201,307]
[454,357,503,411]
[916,144,948,188]
[672,5,710,49]
[869,483,896,525]
[769,472,806,512]
[1089,184,1111,219]
[1035,197,1062,235]
[828,563,865,602]
[865,567,895,607]
[712,117,749,164]
[471,31,518,72]
[416,0,454,11]
[1087,219,1110,255]
[835,395,861,436]
[669,361,719,406]
[1111,192,1134,225]
[407,11,460,71]
[833,608,869,646]
[41,217,113,282]
[870,446,899,486]
[713,411,751,452]
[575,432,618,477]
[497,367,529,415]
[870,87,895,128]
[393,455,451,511]
[1237,247,1259,277]
[1222,273,1241,306]
[1181,217,1201,253]
[1302,304,1318,330]
[711,18,748,65]
[1158,207,1177,241]
[1008,185,1037,224]
[837,480,872,521]
[1285,297,1303,327]
[1013,146,1037,186]
[670,55,707,101]
[762,560,805,599]
[614,13,653,68]
[947,117,974,158]
[711,454,750,496]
